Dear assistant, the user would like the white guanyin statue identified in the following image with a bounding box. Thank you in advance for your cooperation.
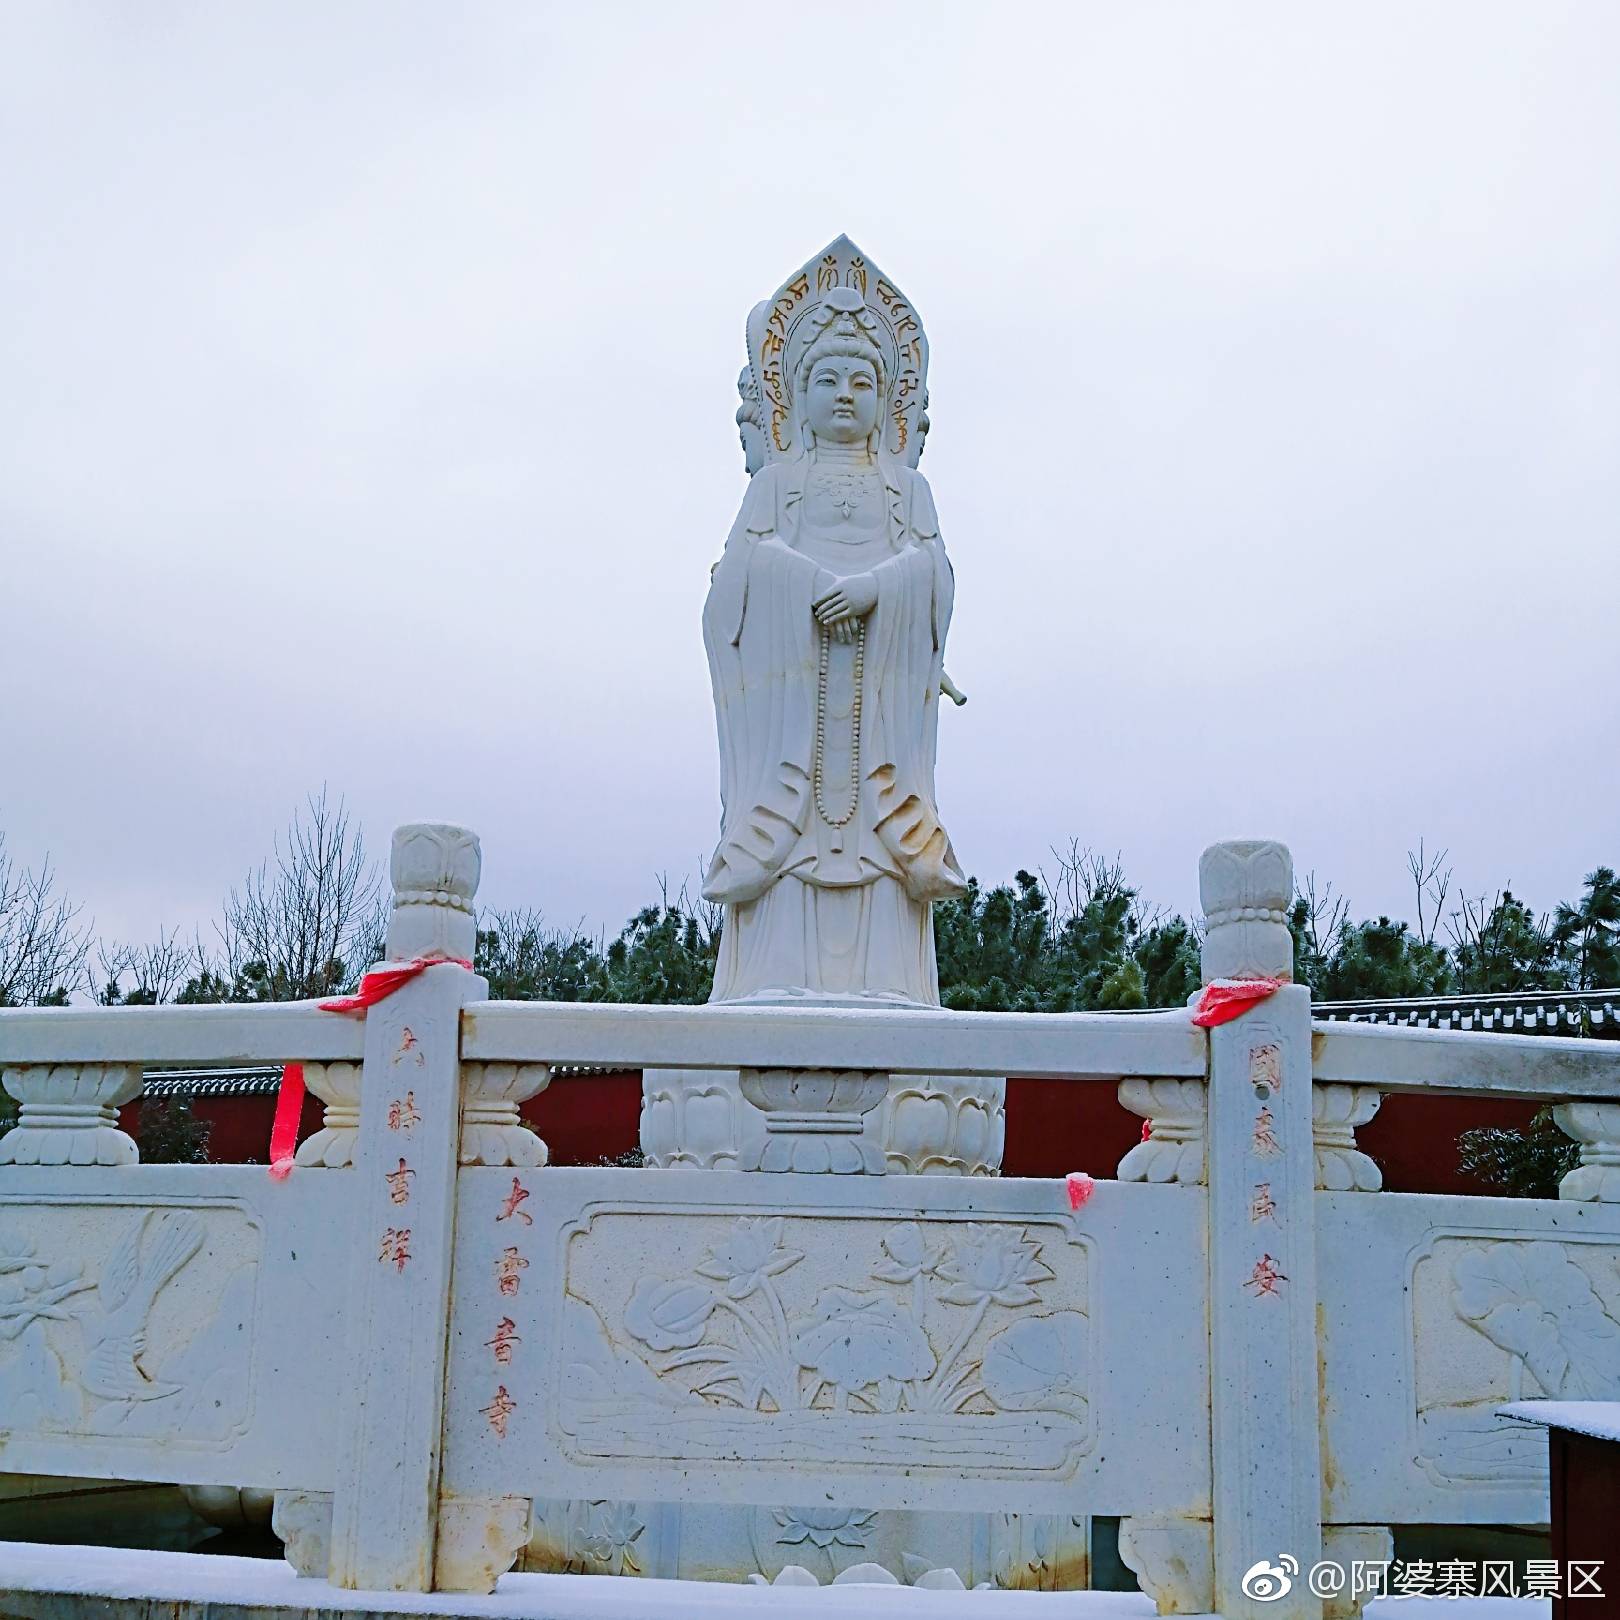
[642,237,1002,1181]
[603,238,1023,1592]
[703,239,966,1006]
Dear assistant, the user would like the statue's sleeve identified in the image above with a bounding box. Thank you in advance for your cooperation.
[704,470,779,649]
[905,471,954,654]
[701,470,823,905]
[862,478,967,904]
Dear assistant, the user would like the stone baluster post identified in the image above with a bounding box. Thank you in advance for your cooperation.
[1201,840,1322,1620]
[0,1064,142,1165]
[293,1063,363,1168]
[1312,1085,1382,1192]
[1117,1079,1206,1185]
[459,1063,551,1166]
[1552,1103,1620,1201]
[326,824,490,1593]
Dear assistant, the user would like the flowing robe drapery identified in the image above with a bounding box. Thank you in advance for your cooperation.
[701,455,966,1004]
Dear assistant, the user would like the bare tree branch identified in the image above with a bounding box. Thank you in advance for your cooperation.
[1407,839,1452,947]
[1039,842,1142,942]
[0,836,90,1006]
[207,788,381,1000]
[89,928,197,1005]
[1292,870,1347,968]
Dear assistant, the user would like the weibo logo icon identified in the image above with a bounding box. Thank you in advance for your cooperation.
[1241,1556,1299,1601]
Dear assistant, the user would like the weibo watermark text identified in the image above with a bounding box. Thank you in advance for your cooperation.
[1240,1555,1605,1601]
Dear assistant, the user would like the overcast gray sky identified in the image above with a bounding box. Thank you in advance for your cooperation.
[2,2,1616,957]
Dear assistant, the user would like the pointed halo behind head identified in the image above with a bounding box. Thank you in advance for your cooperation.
[744,234,929,469]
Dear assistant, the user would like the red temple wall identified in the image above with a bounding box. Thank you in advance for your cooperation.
[125,1073,1545,1195]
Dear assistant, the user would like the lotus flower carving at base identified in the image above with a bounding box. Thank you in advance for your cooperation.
[738,1070,889,1174]
[585,1214,1092,1473]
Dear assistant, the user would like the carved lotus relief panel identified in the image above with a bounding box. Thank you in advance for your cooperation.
[525,1497,665,1577]
[742,1501,1088,1589]
[554,1210,1092,1478]
[1411,1234,1620,1486]
[0,1198,259,1447]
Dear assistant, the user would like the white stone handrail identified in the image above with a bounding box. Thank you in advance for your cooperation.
[0,1002,366,1066]
[0,1006,366,1168]
[6,1000,1619,1102]
[1310,1019,1620,1099]
[463,1000,1205,1079]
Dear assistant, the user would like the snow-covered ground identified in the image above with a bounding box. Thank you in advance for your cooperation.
[0,1542,1556,1620]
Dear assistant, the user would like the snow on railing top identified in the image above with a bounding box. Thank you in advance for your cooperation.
[0,1001,365,1066]
[1311,1018,1620,1098]
[5,989,1618,1099]
[461,999,1205,1079]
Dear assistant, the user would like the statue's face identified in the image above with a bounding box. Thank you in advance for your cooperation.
[805,353,880,444]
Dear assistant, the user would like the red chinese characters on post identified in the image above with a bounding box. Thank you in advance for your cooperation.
[385,1158,416,1205]
[1251,1106,1283,1159]
[486,1316,521,1365]
[378,1227,412,1273]
[387,1092,421,1132]
[1248,1042,1282,1093]
[394,1025,426,1068]
[1249,1182,1278,1224]
[497,1177,533,1226]
[482,1384,517,1438]
[1244,1253,1287,1298]
[495,1246,528,1297]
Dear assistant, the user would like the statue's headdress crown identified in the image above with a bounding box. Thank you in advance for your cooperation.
[790,289,888,403]
[744,235,929,467]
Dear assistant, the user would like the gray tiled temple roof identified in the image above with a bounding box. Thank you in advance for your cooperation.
[141,1062,626,1097]
[1310,989,1618,1038]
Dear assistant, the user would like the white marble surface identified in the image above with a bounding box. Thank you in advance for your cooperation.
[0,1164,354,1489]
[439,1167,1207,1520]
[1318,1191,1620,1527]
[465,1000,1204,1077]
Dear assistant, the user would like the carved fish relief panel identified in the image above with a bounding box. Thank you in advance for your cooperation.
[1411,1233,1620,1486]
[0,1198,259,1447]
[552,1210,1092,1478]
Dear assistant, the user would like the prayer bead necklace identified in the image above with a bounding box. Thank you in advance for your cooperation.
[813,619,864,829]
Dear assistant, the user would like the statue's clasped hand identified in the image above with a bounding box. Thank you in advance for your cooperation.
[813,573,878,644]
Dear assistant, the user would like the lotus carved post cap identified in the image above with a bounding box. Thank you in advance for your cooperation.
[390,823,481,908]
[386,823,481,961]
[1198,839,1294,985]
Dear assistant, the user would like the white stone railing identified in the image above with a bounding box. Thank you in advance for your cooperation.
[4,826,1620,1615]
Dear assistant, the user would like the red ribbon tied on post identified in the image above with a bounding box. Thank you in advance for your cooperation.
[314,954,474,1017]
[267,955,474,1181]
[1190,976,1286,1028]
